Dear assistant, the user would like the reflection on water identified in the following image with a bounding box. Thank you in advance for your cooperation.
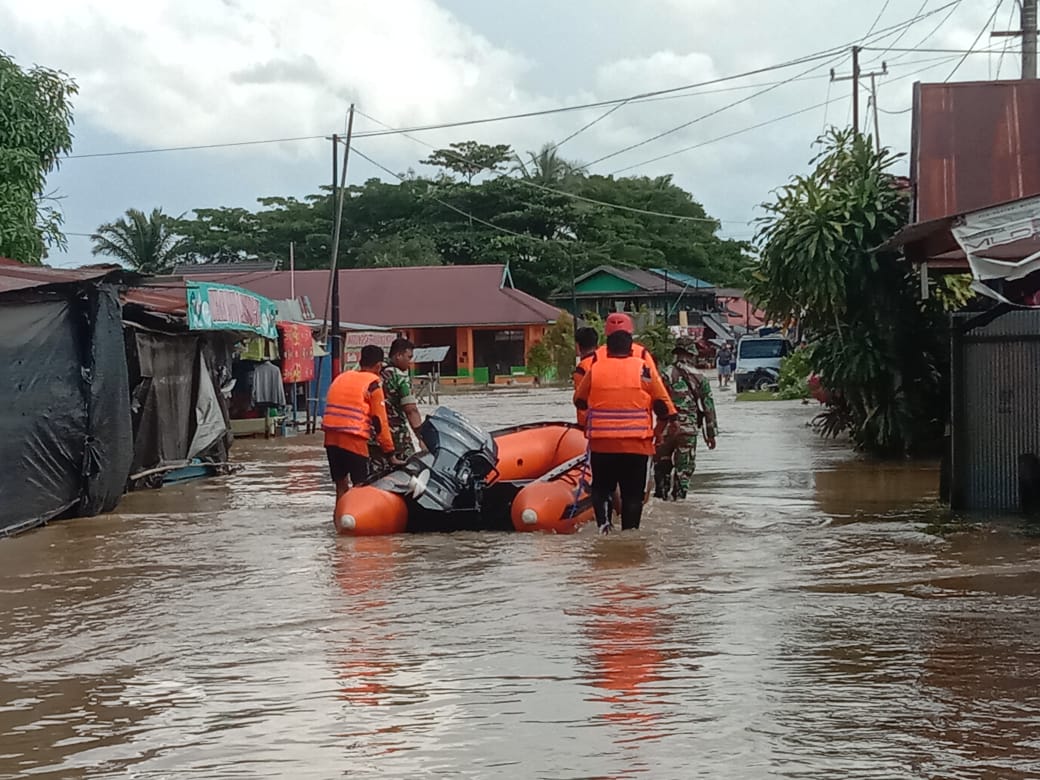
[1,389,1039,778]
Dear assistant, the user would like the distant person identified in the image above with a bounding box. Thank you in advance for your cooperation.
[716,341,734,388]
[654,337,718,501]
[323,344,396,500]
[369,337,425,474]
[574,316,677,534]
[572,326,600,429]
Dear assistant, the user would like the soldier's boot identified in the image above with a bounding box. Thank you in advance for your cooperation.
[653,459,673,500]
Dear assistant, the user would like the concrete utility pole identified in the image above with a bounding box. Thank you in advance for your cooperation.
[831,48,886,140]
[992,0,1038,79]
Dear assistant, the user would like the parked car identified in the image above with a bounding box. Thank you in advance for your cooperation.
[734,334,792,392]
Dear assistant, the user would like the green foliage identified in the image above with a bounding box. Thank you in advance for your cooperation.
[753,128,957,456]
[421,141,513,183]
[514,143,585,185]
[91,208,187,273]
[776,346,812,400]
[164,140,751,299]
[525,340,553,380]
[542,311,576,381]
[580,310,605,343]
[0,51,77,263]
[636,319,676,368]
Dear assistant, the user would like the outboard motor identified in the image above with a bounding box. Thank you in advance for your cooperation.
[408,407,498,513]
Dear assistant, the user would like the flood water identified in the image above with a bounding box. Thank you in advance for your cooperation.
[2,388,1040,779]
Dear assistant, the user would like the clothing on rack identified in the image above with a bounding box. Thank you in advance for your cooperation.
[252,360,286,406]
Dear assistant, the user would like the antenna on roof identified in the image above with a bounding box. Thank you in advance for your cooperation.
[501,262,514,289]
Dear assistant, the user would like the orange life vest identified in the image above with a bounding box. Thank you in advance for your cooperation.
[573,353,596,428]
[323,370,382,440]
[584,355,654,440]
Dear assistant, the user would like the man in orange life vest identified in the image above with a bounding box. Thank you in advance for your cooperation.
[573,313,678,533]
[323,344,397,500]
[571,326,600,428]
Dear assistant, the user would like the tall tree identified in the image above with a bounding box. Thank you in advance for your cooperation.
[0,51,77,264]
[421,141,513,183]
[514,143,585,185]
[751,128,968,456]
[91,208,187,274]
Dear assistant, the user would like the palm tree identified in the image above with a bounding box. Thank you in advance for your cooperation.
[91,208,186,274]
[513,143,585,186]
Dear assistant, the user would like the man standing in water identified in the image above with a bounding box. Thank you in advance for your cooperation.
[654,336,717,501]
[369,337,425,474]
[573,314,677,534]
[571,326,600,429]
[323,345,396,500]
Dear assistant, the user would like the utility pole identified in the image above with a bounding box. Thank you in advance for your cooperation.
[831,49,886,141]
[992,0,1038,79]
[325,104,356,379]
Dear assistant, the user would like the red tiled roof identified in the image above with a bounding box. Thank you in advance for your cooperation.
[178,265,560,328]
[0,258,118,295]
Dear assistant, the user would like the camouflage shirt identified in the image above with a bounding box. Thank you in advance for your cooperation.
[664,358,718,440]
[371,364,417,456]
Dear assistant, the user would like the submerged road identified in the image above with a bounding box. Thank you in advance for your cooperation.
[1,388,1039,779]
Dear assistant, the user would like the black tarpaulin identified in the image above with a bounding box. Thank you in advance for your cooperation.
[0,284,133,536]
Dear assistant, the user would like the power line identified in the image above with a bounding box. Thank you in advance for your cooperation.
[863,0,930,63]
[63,52,854,162]
[61,4,964,164]
[66,134,330,160]
[355,108,742,224]
[610,97,845,175]
[350,145,541,243]
[945,0,1005,81]
[885,0,964,65]
[613,50,969,174]
[864,0,894,39]
[582,0,963,169]
[995,0,1019,78]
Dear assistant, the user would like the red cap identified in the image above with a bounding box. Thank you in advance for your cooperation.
[604,313,634,335]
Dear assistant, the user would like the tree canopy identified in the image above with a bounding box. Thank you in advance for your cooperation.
[91,208,187,274]
[168,141,751,299]
[0,51,77,264]
[750,128,968,456]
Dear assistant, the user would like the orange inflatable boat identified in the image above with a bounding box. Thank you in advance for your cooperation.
[333,407,598,536]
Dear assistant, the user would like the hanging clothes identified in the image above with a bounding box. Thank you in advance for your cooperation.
[252,360,286,406]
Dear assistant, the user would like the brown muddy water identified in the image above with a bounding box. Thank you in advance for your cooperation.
[2,389,1039,779]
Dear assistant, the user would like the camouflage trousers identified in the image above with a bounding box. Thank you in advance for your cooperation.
[368,426,417,476]
[653,427,699,501]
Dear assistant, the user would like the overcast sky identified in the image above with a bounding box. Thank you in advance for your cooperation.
[1,0,1020,267]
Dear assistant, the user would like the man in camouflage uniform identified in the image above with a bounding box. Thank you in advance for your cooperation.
[369,337,425,475]
[654,336,718,501]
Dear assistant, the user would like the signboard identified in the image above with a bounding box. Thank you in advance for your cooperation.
[342,331,397,369]
[951,194,1040,307]
[187,282,277,339]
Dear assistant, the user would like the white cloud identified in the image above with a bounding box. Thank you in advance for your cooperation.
[1,0,535,151]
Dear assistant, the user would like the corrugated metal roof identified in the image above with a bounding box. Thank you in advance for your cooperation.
[912,80,1040,223]
[177,265,560,328]
[0,258,119,295]
[122,284,188,316]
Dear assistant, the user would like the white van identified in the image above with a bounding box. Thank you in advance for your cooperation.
[734,335,792,392]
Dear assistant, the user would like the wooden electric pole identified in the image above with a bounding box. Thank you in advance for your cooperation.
[992,0,1038,79]
[831,48,886,140]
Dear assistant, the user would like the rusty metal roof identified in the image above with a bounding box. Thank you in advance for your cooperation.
[0,258,120,295]
[912,80,1040,223]
[175,265,560,328]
